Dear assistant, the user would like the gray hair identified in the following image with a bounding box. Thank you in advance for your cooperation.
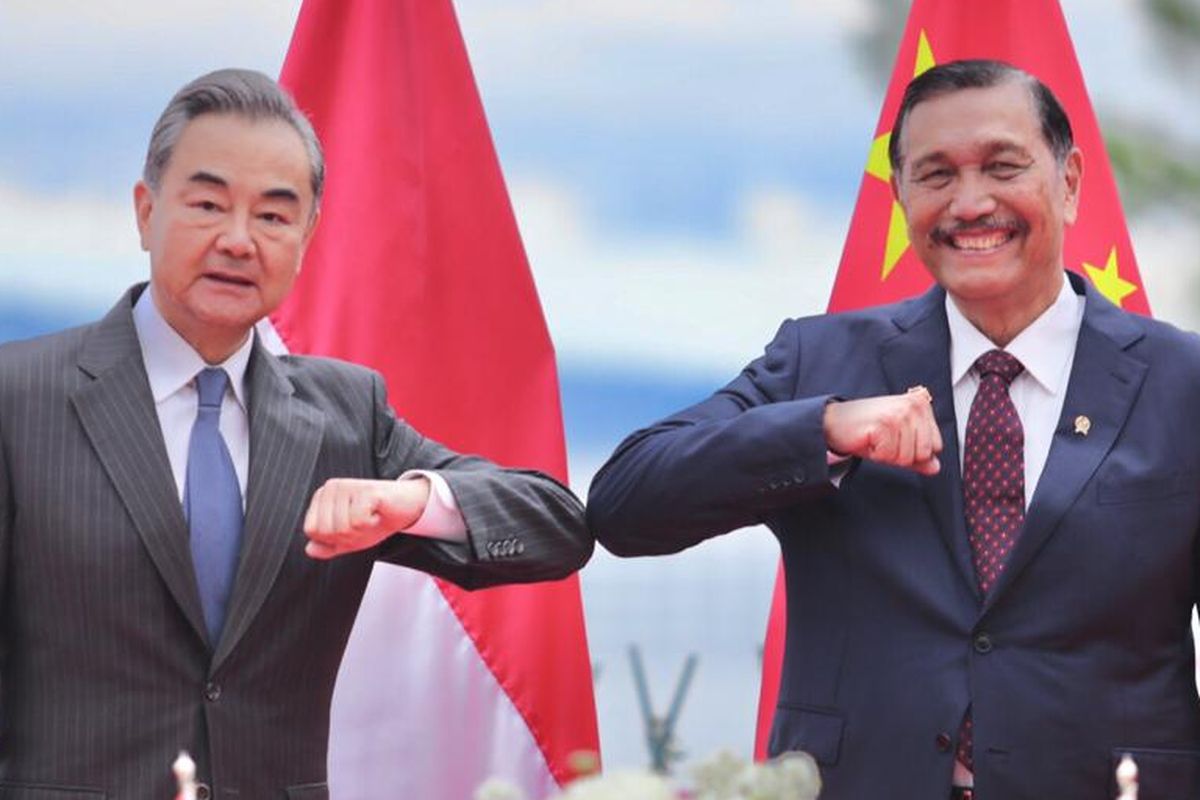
[888,59,1075,173]
[142,68,325,208]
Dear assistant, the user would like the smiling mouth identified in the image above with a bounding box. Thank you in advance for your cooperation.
[934,221,1025,253]
[203,273,255,287]
[949,230,1016,251]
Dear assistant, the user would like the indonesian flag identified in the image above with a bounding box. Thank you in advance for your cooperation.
[273,0,600,796]
[755,0,1149,758]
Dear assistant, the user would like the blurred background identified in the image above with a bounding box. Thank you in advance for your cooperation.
[1,0,1197,773]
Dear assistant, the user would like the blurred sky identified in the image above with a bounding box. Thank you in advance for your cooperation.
[2,0,1198,774]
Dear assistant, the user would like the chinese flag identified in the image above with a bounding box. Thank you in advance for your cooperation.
[273,0,599,796]
[755,0,1148,758]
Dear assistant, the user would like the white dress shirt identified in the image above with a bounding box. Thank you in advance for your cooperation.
[132,290,465,541]
[946,276,1085,509]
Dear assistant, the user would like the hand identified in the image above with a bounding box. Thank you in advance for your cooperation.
[303,477,432,559]
[823,387,942,475]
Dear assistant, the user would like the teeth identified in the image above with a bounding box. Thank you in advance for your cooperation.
[952,231,1010,251]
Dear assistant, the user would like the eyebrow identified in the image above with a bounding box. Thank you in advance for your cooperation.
[907,140,1035,174]
[187,171,228,189]
[982,141,1034,160]
[262,187,301,204]
[186,171,302,205]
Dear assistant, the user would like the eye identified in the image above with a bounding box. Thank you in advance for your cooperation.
[916,167,952,186]
[987,161,1026,179]
[191,200,222,213]
[258,212,287,225]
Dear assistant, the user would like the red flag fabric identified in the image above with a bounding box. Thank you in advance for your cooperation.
[755,0,1148,758]
[274,0,599,795]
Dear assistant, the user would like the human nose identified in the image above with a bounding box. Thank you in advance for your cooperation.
[215,212,255,258]
[948,171,997,220]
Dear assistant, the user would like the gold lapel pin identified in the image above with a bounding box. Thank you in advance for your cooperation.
[1073,415,1091,436]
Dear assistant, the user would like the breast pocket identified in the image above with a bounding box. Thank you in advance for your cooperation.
[1097,470,1199,505]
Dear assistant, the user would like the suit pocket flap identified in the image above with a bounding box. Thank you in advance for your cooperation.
[1113,748,1200,800]
[0,784,105,799]
[285,783,328,800]
[768,704,844,765]
[1097,471,1199,505]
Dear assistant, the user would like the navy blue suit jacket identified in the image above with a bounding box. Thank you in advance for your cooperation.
[588,272,1200,799]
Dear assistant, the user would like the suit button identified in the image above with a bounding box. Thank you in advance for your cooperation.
[204,681,221,702]
[196,783,212,800]
[973,633,994,654]
[935,732,953,752]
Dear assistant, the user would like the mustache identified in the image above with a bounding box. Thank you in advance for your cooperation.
[931,217,1028,246]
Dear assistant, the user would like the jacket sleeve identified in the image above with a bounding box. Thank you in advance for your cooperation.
[587,319,842,557]
[368,373,592,590]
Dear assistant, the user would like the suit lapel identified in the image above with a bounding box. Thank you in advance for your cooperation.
[213,340,324,670]
[71,287,210,645]
[982,282,1147,613]
[879,287,980,599]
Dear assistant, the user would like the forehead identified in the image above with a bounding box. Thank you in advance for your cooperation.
[164,113,313,199]
[899,81,1045,163]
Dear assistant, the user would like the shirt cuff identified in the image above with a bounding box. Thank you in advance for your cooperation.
[827,451,854,487]
[398,470,468,543]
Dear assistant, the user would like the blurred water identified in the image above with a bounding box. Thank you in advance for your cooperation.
[579,526,780,771]
[567,373,783,772]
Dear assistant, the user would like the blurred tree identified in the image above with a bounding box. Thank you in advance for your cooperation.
[1145,0,1200,62]
[1115,0,1200,216]
[851,0,1200,218]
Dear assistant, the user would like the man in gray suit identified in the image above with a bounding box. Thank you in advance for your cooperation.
[0,69,591,799]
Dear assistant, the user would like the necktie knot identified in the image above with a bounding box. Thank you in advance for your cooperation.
[973,349,1023,386]
[196,368,229,410]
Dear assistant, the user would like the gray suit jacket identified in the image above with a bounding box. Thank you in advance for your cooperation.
[0,285,591,800]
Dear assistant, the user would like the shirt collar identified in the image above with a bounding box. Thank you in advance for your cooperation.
[132,288,253,410]
[946,275,1083,395]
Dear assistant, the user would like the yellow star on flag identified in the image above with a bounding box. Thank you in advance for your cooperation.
[865,30,937,281]
[1083,246,1138,307]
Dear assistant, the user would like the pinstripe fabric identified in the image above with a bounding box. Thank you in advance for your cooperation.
[0,285,591,799]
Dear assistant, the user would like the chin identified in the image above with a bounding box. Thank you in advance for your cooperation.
[190,305,261,335]
[938,261,1024,294]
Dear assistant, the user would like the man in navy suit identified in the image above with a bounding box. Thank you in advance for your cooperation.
[588,59,1200,798]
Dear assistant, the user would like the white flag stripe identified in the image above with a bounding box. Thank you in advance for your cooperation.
[259,319,557,799]
[329,566,557,799]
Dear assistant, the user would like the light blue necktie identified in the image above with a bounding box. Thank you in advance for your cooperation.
[184,367,244,644]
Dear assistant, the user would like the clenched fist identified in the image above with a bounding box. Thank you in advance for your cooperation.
[823,387,942,475]
[303,477,431,559]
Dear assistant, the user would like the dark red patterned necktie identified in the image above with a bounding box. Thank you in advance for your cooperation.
[957,349,1025,772]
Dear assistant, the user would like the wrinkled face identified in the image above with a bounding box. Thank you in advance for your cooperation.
[892,81,1082,322]
[134,113,316,361]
